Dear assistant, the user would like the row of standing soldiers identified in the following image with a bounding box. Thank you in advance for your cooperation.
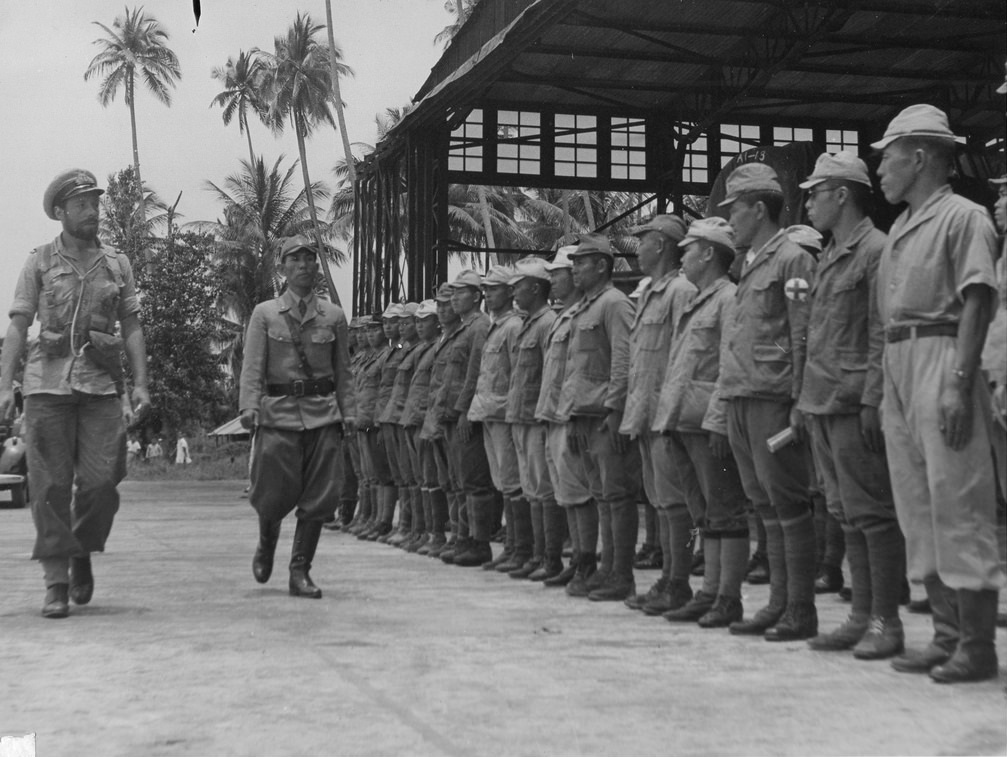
[241,104,1005,685]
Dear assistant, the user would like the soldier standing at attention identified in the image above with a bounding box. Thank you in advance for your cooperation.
[536,247,591,590]
[716,163,819,641]
[795,152,907,659]
[618,215,699,616]
[873,105,1003,683]
[351,314,391,537]
[505,257,563,581]
[653,217,751,628]
[0,169,150,619]
[239,235,355,599]
[558,234,641,602]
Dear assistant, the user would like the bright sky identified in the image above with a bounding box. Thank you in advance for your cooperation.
[0,0,449,318]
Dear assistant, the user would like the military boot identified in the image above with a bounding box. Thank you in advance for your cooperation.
[252,519,282,584]
[892,575,958,673]
[42,583,70,619]
[289,519,323,599]
[69,555,95,606]
[929,589,999,683]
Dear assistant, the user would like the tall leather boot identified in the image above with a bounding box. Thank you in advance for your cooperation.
[530,500,566,581]
[766,509,817,641]
[252,518,282,583]
[589,500,637,601]
[638,508,673,614]
[930,589,1000,683]
[421,488,449,556]
[454,492,495,567]
[892,574,959,673]
[545,505,579,587]
[731,515,787,634]
[289,519,323,598]
[589,500,613,592]
[408,488,432,553]
[402,485,425,550]
[566,503,599,597]
[500,497,533,573]
[512,498,544,578]
[368,485,396,541]
[441,492,469,563]
[485,495,516,570]
[356,484,379,537]
[349,484,371,535]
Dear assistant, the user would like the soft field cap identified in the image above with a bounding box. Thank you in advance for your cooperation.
[278,234,319,261]
[870,104,957,150]
[508,256,550,284]
[401,302,420,316]
[717,163,782,207]
[785,224,823,254]
[544,245,579,271]
[382,303,405,319]
[568,233,614,259]
[450,269,483,289]
[631,214,687,243]
[799,151,872,189]
[989,174,1007,187]
[679,217,736,250]
[481,264,515,287]
[415,299,438,318]
[44,169,104,220]
[433,283,454,302]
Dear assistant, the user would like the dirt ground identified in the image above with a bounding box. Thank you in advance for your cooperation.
[0,480,1005,757]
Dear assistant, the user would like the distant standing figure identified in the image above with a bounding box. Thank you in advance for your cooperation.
[126,437,142,464]
[174,436,191,465]
[147,439,163,460]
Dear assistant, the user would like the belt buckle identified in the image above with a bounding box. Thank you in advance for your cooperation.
[292,379,306,398]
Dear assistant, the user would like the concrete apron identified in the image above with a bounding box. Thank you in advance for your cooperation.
[0,480,1004,757]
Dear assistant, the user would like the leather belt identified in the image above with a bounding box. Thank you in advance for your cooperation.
[885,322,958,344]
[266,377,335,397]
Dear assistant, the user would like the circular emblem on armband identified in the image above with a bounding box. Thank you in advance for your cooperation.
[784,277,810,302]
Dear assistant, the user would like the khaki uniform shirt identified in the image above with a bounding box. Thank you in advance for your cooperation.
[239,290,355,431]
[11,236,140,396]
[399,340,438,428]
[534,305,575,423]
[469,309,522,422]
[718,229,816,401]
[356,344,390,429]
[653,277,736,436]
[506,304,557,424]
[878,185,997,329]
[557,282,633,420]
[620,269,696,436]
[421,323,463,439]
[378,340,420,425]
[437,310,491,423]
[797,218,887,415]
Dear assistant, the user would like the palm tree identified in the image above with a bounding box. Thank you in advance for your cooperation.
[324,0,356,187]
[210,50,268,167]
[195,156,331,380]
[84,6,181,222]
[259,12,353,304]
[435,0,480,47]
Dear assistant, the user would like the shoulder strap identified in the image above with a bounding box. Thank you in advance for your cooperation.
[281,309,316,380]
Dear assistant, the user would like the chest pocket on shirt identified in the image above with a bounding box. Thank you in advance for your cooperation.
[687,317,719,352]
[576,320,608,378]
[518,337,540,368]
[637,314,667,352]
[752,277,784,317]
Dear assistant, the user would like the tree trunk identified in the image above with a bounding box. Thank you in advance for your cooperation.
[294,111,341,306]
[127,71,146,224]
[325,0,356,190]
[581,190,596,230]
[477,185,495,269]
[242,110,255,167]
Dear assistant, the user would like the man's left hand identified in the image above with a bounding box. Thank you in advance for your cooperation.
[456,415,472,443]
[939,384,973,450]
[599,410,628,454]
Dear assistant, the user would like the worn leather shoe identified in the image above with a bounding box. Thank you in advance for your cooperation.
[544,562,577,588]
[644,579,693,616]
[588,577,635,602]
[852,616,905,660]
[730,604,784,635]
[69,555,94,605]
[42,584,70,619]
[663,590,716,622]
[765,603,818,642]
[808,613,869,651]
[698,596,743,628]
[891,644,952,673]
[625,577,668,611]
[510,557,542,579]
[453,540,493,567]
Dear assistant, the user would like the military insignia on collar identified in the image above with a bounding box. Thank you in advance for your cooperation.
[784,278,809,302]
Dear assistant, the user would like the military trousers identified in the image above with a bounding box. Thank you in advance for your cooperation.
[666,431,748,534]
[25,392,125,560]
[545,421,591,507]
[250,423,345,523]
